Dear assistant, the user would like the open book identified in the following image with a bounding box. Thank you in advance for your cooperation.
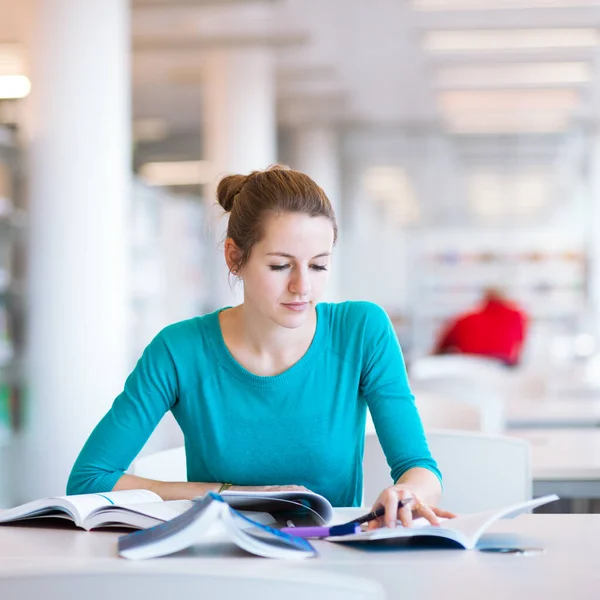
[118,493,317,560]
[217,489,333,526]
[0,489,194,531]
[326,494,559,550]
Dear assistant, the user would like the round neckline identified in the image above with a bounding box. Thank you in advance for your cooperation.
[208,304,327,389]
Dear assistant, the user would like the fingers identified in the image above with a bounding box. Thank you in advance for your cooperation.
[367,488,415,529]
[386,490,404,528]
[396,499,415,528]
[414,500,440,526]
[431,506,457,519]
[366,486,456,530]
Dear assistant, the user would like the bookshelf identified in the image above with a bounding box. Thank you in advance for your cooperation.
[0,125,25,508]
[0,126,25,449]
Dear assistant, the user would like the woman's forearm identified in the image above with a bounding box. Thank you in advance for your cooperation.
[113,474,221,500]
[395,467,442,505]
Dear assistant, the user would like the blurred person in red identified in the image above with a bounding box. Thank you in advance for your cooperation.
[433,287,528,366]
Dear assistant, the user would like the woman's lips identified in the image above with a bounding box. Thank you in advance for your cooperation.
[282,302,308,312]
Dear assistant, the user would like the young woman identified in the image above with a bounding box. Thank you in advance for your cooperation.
[68,165,451,528]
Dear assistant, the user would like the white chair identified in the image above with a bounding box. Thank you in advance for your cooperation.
[410,354,509,381]
[130,446,186,481]
[0,566,385,600]
[362,429,531,514]
[412,389,482,431]
[409,355,508,433]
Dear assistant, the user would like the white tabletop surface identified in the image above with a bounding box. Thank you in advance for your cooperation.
[508,428,600,498]
[1,511,600,599]
[511,429,600,481]
[506,397,600,428]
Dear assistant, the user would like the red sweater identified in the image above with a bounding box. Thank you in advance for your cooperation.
[434,299,527,365]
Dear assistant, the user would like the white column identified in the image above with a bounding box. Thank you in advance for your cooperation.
[589,131,600,343]
[292,125,342,302]
[203,47,276,310]
[20,0,131,500]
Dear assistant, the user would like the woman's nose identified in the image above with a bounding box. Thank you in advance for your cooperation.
[289,267,311,296]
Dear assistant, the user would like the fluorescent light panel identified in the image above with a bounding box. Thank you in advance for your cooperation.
[444,111,571,133]
[467,167,550,219]
[139,160,215,186]
[423,28,600,51]
[434,62,592,88]
[0,76,31,99]
[413,0,600,10]
[438,89,580,111]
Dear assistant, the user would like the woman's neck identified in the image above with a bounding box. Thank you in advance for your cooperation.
[242,303,316,355]
[219,303,317,376]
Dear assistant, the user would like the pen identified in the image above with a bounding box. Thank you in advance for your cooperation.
[344,497,414,526]
[280,522,361,539]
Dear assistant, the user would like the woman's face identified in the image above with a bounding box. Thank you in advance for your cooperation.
[237,211,335,329]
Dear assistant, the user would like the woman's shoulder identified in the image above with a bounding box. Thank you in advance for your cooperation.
[318,301,392,350]
[320,300,390,327]
[153,310,220,350]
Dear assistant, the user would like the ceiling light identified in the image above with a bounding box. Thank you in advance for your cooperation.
[0,76,31,99]
[434,62,592,88]
[413,0,600,10]
[438,89,580,112]
[138,160,215,186]
[467,167,550,220]
[423,29,600,52]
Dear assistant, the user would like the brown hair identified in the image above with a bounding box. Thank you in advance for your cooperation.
[216,164,337,273]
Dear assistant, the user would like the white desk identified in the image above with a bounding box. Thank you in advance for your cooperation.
[511,428,600,498]
[1,513,599,599]
[506,398,600,429]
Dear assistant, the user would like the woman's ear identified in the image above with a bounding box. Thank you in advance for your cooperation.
[224,238,242,275]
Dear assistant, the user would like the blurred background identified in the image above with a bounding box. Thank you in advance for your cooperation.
[1,0,600,507]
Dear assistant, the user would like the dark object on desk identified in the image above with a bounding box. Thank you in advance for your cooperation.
[479,547,545,556]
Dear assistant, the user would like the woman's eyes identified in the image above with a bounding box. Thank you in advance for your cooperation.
[268,264,328,272]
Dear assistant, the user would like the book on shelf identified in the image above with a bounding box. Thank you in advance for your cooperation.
[326,494,559,550]
[0,489,196,531]
[118,492,319,560]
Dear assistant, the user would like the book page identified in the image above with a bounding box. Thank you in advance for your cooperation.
[0,489,162,527]
[118,497,227,559]
[327,495,559,549]
[89,499,278,525]
[217,490,333,524]
[74,489,162,521]
[89,498,191,522]
[224,508,316,559]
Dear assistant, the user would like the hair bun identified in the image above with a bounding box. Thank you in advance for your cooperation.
[265,163,291,172]
[217,174,248,212]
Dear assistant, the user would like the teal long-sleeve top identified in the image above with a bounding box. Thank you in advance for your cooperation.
[67,301,441,507]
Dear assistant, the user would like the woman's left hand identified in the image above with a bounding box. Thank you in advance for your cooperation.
[367,484,456,530]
